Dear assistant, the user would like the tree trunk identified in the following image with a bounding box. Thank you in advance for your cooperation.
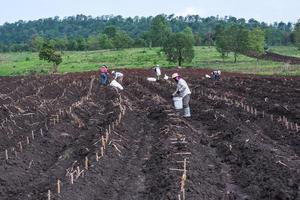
[53,64,58,73]
[234,53,237,63]
[178,49,182,67]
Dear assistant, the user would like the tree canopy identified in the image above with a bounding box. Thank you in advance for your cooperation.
[39,42,62,72]
[163,29,195,66]
[293,22,300,50]
[215,25,265,62]
[0,14,295,52]
[148,15,171,47]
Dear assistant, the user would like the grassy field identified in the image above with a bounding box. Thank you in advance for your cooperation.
[269,46,300,57]
[0,46,300,76]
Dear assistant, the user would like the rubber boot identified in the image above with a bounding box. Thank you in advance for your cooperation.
[183,107,191,117]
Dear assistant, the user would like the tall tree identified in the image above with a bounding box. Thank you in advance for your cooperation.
[215,25,263,62]
[30,35,45,51]
[87,35,100,50]
[103,26,118,38]
[293,23,300,50]
[39,42,62,73]
[149,15,171,47]
[226,25,250,62]
[248,28,265,55]
[55,37,68,51]
[215,26,230,60]
[194,33,202,46]
[182,27,195,44]
[113,31,133,49]
[76,37,86,51]
[99,34,113,49]
[163,31,194,66]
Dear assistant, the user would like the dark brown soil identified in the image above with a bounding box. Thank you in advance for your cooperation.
[0,69,300,200]
[247,51,300,64]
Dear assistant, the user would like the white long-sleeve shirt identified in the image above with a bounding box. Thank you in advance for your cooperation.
[174,78,191,97]
[114,72,123,79]
[154,67,161,76]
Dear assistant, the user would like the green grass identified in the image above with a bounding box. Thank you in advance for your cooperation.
[0,46,300,76]
[269,46,300,58]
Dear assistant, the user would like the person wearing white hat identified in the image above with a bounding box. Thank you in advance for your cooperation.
[171,73,192,117]
[112,70,124,83]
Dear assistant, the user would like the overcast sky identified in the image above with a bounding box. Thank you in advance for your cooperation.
[0,0,299,25]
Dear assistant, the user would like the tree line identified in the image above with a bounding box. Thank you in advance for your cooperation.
[0,14,299,52]
[35,15,267,69]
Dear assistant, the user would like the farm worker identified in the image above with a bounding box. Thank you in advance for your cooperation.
[112,71,124,83]
[153,65,161,80]
[99,65,109,85]
[211,70,221,81]
[171,73,192,117]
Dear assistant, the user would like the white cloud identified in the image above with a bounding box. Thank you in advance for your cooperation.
[176,6,205,16]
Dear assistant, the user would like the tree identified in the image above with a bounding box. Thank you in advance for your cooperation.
[87,35,100,50]
[293,23,300,50]
[149,15,171,47]
[163,32,194,66]
[141,32,152,48]
[55,37,68,51]
[194,33,202,46]
[30,36,45,51]
[76,37,86,51]
[66,38,77,51]
[215,25,263,63]
[248,28,265,55]
[103,26,117,38]
[182,27,195,44]
[227,26,249,62]
[215,26,230,61]
[204,32,214,47]
[133,38,147,47]
[113,31,133,49]
[99,34,113,49]
[39,42,62,73]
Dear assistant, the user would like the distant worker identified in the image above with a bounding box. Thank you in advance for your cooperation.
[99,65,109,86]
[211,70,221,81]
[153,65,161,80]
[171,73,192,117]
[112,71,124,84]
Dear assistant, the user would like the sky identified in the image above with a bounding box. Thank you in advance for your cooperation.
[0,0,299,25]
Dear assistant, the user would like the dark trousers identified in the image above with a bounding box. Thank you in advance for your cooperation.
[212,74,220,81]
[100,73,108,85]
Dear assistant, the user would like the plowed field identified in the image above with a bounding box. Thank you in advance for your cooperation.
[0,69,299,200]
